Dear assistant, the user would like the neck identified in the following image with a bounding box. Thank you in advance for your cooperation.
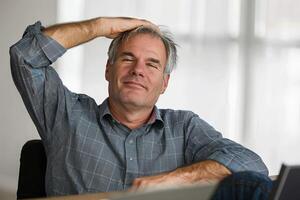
[108,98,154,130]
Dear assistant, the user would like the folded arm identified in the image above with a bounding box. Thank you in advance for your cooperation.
[132,113,268,190]
[132,160,231,190]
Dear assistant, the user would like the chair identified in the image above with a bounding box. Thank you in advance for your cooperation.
[17,140,47,199]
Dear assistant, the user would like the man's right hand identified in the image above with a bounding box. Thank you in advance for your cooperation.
[96,17,158,39]
[43,17,158,49]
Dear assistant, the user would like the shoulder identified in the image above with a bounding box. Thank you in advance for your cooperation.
[159,108,196,119]
[158,108,215,131]
[73,93,99,111]
[158,108,197,127]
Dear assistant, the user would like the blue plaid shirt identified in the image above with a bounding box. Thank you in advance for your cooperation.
[10,22,268,196]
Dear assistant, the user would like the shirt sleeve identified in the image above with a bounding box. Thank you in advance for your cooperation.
[184,114,269,175]
[10,21,78,143]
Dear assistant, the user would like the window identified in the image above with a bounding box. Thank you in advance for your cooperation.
[57,0,300,175]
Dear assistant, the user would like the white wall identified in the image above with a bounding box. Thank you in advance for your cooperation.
[0,0,57,199]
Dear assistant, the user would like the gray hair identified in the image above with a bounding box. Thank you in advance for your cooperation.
[107,26,178,74]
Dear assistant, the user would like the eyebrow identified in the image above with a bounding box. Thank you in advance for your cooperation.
[119,52,162,67]
[119,52,135,58]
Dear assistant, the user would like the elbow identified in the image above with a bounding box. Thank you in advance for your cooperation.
[258,161,269,176]
[9,44,23,68]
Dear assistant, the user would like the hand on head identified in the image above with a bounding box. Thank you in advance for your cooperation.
[98,17,159,39]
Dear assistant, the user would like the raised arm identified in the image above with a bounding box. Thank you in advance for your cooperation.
[10,17,157,143]
[43,17,157,49]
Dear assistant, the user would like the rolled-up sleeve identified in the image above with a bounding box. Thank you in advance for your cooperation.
[11,21,66,68]
[10,21,77,142]
[184,114,269,175]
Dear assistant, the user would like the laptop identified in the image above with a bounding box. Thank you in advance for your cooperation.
[269,164,300,200]
[110,183,217,200]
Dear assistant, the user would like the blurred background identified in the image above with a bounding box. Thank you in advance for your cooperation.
[1,0,300,199]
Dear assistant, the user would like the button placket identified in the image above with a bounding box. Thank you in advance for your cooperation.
[124,131,138,186]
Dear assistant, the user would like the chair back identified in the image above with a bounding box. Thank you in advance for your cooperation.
[17,140,47,199]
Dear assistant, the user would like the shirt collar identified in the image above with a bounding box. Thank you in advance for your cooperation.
[149,106,164,128]
[98,98,164,128]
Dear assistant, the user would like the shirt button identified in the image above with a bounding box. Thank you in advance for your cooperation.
[129,157,133,161]
[129,140,134,144]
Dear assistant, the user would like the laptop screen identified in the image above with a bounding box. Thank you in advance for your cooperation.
[270,164,300,200]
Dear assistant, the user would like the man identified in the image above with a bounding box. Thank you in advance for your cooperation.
[10,17,268,197]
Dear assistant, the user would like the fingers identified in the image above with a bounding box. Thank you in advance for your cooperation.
[131,18,159,32]
[98,17,159,39]
[117,17,158,30]
[131,178,147,189]
[130,177,154,191]
[130,176,170,192]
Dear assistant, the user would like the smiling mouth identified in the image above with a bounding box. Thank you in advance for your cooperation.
[123,81,146,89]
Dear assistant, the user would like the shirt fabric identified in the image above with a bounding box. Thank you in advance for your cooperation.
[10,21,269,197]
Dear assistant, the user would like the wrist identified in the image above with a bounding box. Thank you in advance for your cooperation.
[91,17,104,37]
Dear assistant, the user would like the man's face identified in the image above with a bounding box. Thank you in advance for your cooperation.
[105,34,169,110]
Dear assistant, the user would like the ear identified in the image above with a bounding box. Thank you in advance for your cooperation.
[105,60,111,81]
[161,74,170,94]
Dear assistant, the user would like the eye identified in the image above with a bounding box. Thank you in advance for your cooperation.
[122,58,134,62]
[147,63,159,69]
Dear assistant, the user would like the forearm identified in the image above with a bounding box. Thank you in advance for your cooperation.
[132,160,231,189]
[170,160,231,182]
[42,17,157,49]
[42,18,101,49]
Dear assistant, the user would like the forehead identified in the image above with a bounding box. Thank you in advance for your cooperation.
[118,34,167,61]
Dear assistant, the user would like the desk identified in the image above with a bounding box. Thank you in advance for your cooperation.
[30,192,112,200]
[29,183,217,200]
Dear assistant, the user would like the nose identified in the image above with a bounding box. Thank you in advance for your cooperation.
[130,60,145,77]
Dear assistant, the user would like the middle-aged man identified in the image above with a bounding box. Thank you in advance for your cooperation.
[10,17,268,197]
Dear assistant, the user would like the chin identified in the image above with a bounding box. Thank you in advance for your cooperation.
[121,97,144,107]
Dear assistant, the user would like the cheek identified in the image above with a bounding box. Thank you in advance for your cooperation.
[109,65,121,79]
[149,76,165,93]
[113,68,130,87]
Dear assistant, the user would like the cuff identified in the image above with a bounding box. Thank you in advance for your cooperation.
[206,150,269,175]
[22,21,66,66]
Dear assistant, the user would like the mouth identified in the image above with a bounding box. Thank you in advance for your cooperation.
[123,81,146,90]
